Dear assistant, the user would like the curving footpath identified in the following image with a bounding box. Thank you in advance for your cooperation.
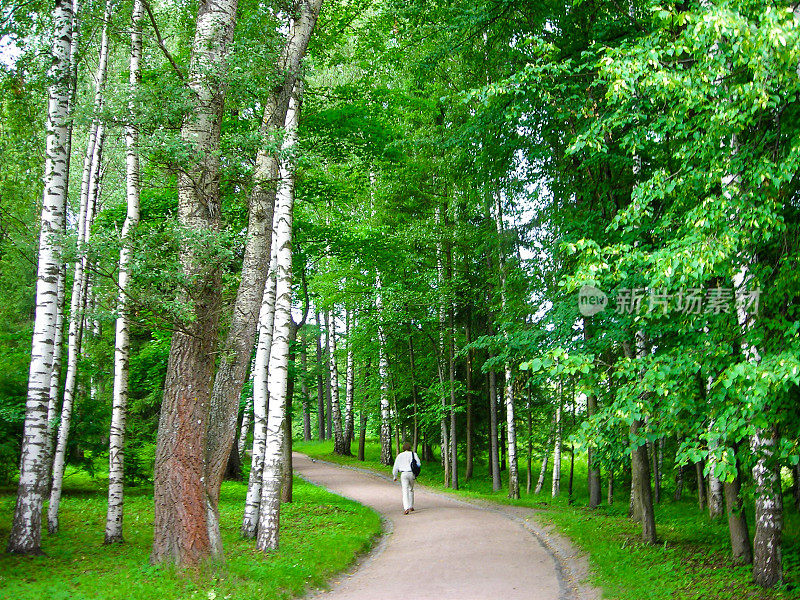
[294,453,601,600]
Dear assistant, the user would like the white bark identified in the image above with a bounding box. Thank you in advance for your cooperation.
[48,7,110,525]
[237,393,254,460]
[707,420,724,519]
[551,402,562,498]
[495,196,520,499]
[751,428,783,587]
[7,0,73,555]
[326,310,344,453]
[256,80,302,552]
[241,234,278,539]
[376,272,392,466]
[535,426,555,494]
[105,0,143,545]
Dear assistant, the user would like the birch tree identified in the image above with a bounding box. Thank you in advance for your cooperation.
[204,0,324,548]
[257,79,303,552]
[48,0,112,533]
[7,0,74,555]
[375,272,392,466]
[104,0,143,545]
[326,309,345,454]
[495,196,519,499]
[241,238,278,539]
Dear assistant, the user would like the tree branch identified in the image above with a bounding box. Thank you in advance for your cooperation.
[141,0,185,83]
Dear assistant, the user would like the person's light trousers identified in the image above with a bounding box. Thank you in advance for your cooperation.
[400,471,415,510]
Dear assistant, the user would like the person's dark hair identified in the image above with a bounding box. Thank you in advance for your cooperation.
[402,441,412,452]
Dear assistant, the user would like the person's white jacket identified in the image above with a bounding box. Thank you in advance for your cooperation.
[392,450,420,479]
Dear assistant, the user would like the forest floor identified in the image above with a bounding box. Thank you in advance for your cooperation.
[294,440,800,600]
[294,452,600,600]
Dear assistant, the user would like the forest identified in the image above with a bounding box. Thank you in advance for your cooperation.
[1,0,799,598]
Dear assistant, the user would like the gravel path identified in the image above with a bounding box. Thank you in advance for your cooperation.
[295,453,601,600]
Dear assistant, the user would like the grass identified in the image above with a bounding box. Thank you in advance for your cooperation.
[295,439,800,600]
[0,469,382,600]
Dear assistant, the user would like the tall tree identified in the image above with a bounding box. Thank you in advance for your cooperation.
[105,0,144,545]
[204,0,324,549]
[7,0,74,555]
[48,0,112,533]
[150,0,238,566]
[257,79,303,552]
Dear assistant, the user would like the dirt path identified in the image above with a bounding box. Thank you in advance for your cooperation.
[294,453,601,600]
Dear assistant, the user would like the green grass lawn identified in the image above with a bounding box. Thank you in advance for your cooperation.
[295,439,800,600]
[0,470,381,600]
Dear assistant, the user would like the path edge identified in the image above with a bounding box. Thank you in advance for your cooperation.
[294,453,602,600]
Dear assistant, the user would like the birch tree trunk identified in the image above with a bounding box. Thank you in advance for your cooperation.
[204,0,323,552]
[241,238,278,539]
[751,426,783,587]
[7,0,74,555]
[535,423,554,494]
[494,196,519,499]
[342,309,355,454]
[150,0,238,566]
[49,0,111,531]
[551,400,562,498]
[237,394,254,460]
[256,80,302,552]
[326,310,345,454]
[376,272,392,466]
[104,0,143,545]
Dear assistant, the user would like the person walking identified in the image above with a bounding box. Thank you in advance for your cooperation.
[392,441,420,515]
